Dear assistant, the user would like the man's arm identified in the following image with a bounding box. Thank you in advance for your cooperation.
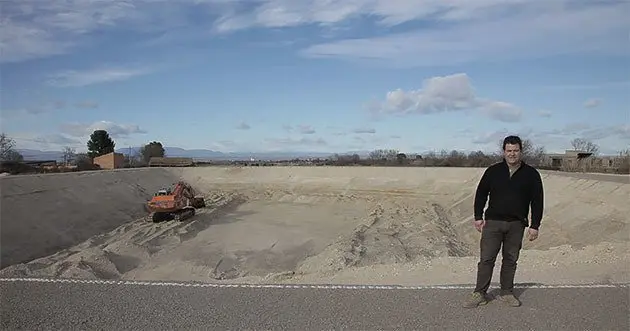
[529,170,544,230]
[474,168,492,220]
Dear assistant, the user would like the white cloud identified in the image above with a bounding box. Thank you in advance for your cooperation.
[60,120,147,138]
[540,80,630,91]
[33,134,82,146]
[74,101,99,109]
[471,123,630,154]
[263,136,328,151]
[212,0,367,33]
[9,133,83,151]
[0,0,191,63]
[583,98,601,109]
[281,124,317,134]
[295,0,628,66]
[369,73,522,122]
[210,0,542,33]
[1,1,132,63]
[541,123,630,141]
[479,101,522,123]
[3,0,626,68]
[472,129,532,146]
[353,128,376,134]
[297,125,316,134]
[46,66,154,87]
[352,134,397,147]
[0,100,69,118]
[236,121,251,130]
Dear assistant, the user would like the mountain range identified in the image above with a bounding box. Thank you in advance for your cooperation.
[16,147,371,162]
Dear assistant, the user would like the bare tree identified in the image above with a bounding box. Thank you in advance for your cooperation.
[0,133,24,161]
[570,138,599,155]
[369,149,399,161]
[617,149,629,174]
[62,146,76,165]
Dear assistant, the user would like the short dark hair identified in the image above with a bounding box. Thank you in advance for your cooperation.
[503,135,522,150]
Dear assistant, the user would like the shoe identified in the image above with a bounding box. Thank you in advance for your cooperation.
[498,293,521,307]
[463,291,488,308]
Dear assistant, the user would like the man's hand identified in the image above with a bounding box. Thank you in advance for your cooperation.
[527,228,539,241]
[473,219,485,232]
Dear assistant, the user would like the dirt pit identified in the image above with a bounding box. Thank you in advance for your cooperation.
[1,188,478,283]
[1,167,628,286]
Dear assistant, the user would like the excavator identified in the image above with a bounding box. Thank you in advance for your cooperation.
[146,181,206,222]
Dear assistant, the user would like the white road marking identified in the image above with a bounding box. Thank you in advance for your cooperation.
[0,277,627,290]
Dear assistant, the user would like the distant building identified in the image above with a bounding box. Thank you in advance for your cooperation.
[148,157,194,167]
[542,150,624,172]
[93,152,125,170]
[0,160,57,174]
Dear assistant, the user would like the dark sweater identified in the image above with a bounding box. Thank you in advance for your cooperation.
[474,159,544,229]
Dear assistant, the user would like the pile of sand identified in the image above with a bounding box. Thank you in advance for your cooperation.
[1,167,628,286]
[0,191,246,280]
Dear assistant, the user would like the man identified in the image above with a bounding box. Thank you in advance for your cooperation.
[463,135,544,308]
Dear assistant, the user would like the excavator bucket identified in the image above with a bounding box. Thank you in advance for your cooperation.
[191,196,206,208]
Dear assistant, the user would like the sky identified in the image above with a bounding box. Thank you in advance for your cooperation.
[1,0,629,155]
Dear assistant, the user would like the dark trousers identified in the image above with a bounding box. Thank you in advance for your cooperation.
[474,219,526,294]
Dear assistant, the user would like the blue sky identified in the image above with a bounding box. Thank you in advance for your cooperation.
[1,0,629,155]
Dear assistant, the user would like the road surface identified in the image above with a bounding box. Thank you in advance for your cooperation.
[1,278,628,330]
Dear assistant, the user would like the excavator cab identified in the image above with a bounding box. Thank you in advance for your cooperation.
[156,188,172,196]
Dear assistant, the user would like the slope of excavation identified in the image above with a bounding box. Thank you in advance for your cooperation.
[1,166,628,286]
[0,188,476,282]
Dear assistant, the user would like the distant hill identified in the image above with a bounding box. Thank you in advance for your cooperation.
[16,149,65,161]
[16,147,370,162]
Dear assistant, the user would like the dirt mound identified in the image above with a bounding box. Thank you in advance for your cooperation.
[0,168,182,268]
[294,201,473,276]
[0,191,246,280]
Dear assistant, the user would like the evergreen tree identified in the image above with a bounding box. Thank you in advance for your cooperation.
[87,130,115,158]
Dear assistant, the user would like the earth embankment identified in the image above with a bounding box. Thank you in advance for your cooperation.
[0,168,181,268]
[1,166,628,286]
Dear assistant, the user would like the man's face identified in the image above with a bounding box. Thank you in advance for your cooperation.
[503,143,522,165]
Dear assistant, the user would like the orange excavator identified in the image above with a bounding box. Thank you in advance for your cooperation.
[146,181,206,222]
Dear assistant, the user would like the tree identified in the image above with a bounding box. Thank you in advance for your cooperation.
[0,133,24,161]
[75,153,98,170]
[617,149,629,174]
[62,146,76,165]
[396,153,407,165]
[86,130,115,158]
[140,141,165,163]
[330,153,361,166]
[570,138,599,155]
[443,150,467,167]
[369,149,399,161]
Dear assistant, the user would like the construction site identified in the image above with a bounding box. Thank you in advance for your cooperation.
[1,166,628,286]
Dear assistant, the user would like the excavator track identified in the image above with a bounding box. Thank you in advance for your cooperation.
[173,207,196,222]
[151,207,196,223]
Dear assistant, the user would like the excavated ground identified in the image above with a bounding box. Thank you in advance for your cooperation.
[1,166,628,286]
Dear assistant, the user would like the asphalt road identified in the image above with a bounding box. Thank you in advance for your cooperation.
[1,279,628,330]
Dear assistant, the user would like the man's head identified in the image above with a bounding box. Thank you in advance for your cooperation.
[502,135,522,166]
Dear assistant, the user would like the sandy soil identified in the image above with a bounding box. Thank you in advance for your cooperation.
[1,166,628,286]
